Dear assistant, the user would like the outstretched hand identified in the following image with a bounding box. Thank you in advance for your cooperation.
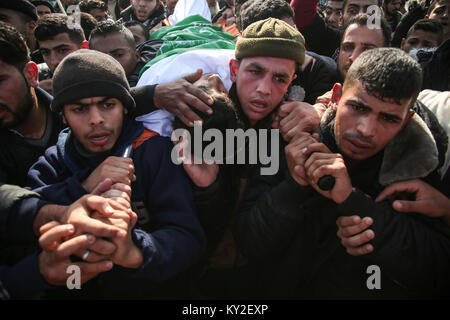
[154,69,214,127]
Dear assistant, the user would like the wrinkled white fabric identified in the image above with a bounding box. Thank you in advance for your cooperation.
[168,0,211,25]
[136,49,235,137]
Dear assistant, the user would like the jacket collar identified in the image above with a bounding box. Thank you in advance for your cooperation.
[319,108,439,186]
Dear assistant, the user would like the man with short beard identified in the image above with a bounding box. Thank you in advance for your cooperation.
[0,22,64,187]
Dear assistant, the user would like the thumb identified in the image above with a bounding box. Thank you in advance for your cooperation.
[183,68,203,83]
[92,178,113,196]
[392,200,426,213]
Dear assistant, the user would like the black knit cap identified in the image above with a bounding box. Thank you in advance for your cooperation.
[0,0,38,21]
[51,49,136,113]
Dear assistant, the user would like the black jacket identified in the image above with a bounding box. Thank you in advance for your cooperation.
[421,39,450,91]
[0,88,63,187]
[233,108,450,299]
[299,13,342,58]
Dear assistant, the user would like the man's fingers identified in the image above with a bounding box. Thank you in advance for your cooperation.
[55,233,96,258]
[39,220,62,235]
[183,68,203,83]
[341,229,375,249]
[74,239,117,260]
[392,200,427,213]
[375,180,420,202]
[91,178,113,195]
[77,261,114,284]
[110,183,132,196]
[336,215,361,228]
[89,238,117,256]
[346,243,374,256]
[278,101,296,118]
[184,88,214,113]
[74,217,125,239]
[85,195,129,217]
[339,217,373,238]
[39,224,75,250]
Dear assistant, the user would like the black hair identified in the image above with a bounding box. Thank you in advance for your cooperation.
[172,86,242,159]
[427,0,447,15]
[118,0,131,10]
[406,18,444,46]
[345,47,422,106]
[34,13,85,44]
[89,20,135,49]
[342,0,383,13]
[30,0,56,13]
[79,0,108,13]
[0,21,30,71]
[239,0,294,31]
[124,20,150,41]
[342,13,392,46]
[80,12,98,39]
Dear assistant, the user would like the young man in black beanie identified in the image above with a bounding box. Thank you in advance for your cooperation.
[26,49,205,299]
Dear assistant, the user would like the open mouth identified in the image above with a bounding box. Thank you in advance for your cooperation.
[88,132,111,146]
[345,137,373,153]
[248,99,268,113]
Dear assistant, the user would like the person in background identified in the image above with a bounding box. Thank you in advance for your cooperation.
[31,0,56,18]
[79,0,109,22]
[120,0,165,32]
[124,20,149,45]
[323,0,344,29]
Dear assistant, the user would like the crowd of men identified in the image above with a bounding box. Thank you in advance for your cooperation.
[0,0,449,300]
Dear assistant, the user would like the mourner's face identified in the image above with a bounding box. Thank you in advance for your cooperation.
[126,24,147,45]
[90,8,108,22]
[338,23,384,79]
[324,1,343,29]
[90,32,139,77]
[36,5,52,18]
[230,56,296,126]
[38,33,81,73]
[333,81,414,162]
[385,0,402,17]
[132,0,157,21]
[343,0,379,24]
[0,61,34,130]
[401,29,441,53]
[63,97,127,154]
[428,0,450,41]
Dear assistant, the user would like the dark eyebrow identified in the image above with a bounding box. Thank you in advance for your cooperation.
[349,99,403,122]
[52,44,73,50]
[72,97,109,107]
[380,111,403,122]
[274,72,290,79]
[349,99,371,110]
[246,62,266,72]
[110,48,129,54]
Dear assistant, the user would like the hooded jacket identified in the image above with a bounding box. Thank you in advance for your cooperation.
[27,117,206,298]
